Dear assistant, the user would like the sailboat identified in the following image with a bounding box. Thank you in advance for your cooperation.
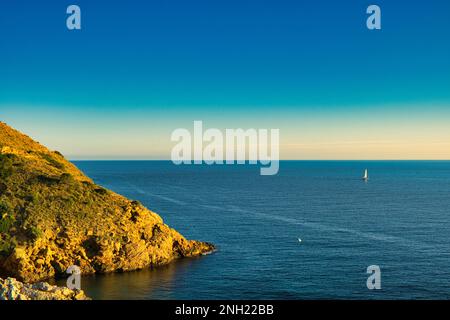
[362,169,369,181]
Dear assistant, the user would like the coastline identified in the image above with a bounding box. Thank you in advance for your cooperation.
[0,122,215,289]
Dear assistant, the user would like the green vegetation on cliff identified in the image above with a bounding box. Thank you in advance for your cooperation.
[0,122,214,282]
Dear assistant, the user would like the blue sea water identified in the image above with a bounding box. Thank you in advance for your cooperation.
[69,161,450,300]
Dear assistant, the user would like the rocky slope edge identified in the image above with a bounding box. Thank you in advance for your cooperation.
[0,122,214,282]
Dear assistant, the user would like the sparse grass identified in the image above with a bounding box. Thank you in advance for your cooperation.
[0,237,15,256]
[59,173,75,185]
[0,201,9,215]
[0,201,14,233]
[0,123,118,247]
[0,216,14,232]
[38,152,65,170]
[27,225,43,240]
[0,154,13,179]
[25,192,40,205]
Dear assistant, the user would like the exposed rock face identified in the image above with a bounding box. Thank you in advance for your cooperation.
[0,122,214,283]
[0,277,89,300]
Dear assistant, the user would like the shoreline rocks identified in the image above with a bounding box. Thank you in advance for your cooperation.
[0,277,90,300]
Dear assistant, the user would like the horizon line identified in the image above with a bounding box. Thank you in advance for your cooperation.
[69,159,450,162]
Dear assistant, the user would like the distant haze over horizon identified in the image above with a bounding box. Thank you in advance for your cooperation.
[1,0,450,160]
[68,159,450,162]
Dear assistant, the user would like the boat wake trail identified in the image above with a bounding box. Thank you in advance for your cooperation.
[223,205,440,254]
[121,181,442,255]
[126,183,187,205]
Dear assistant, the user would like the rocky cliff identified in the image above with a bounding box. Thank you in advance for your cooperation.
[0,122,214,283]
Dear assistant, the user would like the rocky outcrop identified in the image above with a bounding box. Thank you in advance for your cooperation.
[0,277,89,300]
[0,122,214,283]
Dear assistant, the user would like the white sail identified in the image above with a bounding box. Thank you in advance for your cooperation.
[363,169,368,180]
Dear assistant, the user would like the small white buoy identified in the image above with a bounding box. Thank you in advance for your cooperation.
[298,238,302,243]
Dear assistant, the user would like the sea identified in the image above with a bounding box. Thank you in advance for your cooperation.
[64,161,450,299]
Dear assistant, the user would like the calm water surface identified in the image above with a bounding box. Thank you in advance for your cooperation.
[64,161,450,299]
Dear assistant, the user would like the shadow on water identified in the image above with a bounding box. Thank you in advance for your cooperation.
[53,256,205,300]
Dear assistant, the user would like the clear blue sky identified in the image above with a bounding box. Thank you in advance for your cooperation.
[1,0,450,159]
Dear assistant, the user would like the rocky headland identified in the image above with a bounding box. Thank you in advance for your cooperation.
[0,122,214,291]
